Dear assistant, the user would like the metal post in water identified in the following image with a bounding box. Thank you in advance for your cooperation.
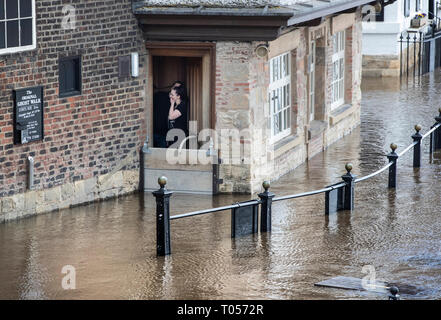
[400,34,404,78]
[258,181,275,233]
[419,31,422,79]
[153,176,173,256]
[412,125,423,168]
[413,33,417,78]
[407,33,410,80]
[435,108,441,150]
[387,143,399,189]
[388,286,400,300]
[341,163,356,211]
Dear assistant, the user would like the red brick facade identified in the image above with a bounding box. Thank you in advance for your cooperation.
[0,0,147,197]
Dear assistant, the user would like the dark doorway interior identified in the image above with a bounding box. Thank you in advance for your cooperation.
[152,56,203,148]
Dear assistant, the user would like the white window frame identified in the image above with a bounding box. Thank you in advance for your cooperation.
[331,30,345,110]
[404,0,410,17]
[269,52,291,143]
[309,40,316,122]
[0,0,37,55]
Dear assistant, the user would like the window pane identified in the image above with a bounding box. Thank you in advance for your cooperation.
[272,59,277,82]
[277,88,282,111]
[278,57,281,80]
[0,22,5,49]
[340,79,344,100]
[6,19,18,47]
[6,0,17,19]
[282,85,286,108]
[1,0,5,20]
[74,58,81,90]
[339,59,344,79]
[20,0,31,17]
[65,60,75,92]
[283,54,288,77]
[284,109,288,130]
[278,112,282,133]
[271,90,274,113]
[20,17,31,45]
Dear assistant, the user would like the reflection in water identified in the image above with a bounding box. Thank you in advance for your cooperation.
[2,72,441,300]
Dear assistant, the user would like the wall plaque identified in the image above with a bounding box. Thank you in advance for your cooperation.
[13,86,44,144]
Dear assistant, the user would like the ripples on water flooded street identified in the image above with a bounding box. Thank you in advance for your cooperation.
[2,73,441,300]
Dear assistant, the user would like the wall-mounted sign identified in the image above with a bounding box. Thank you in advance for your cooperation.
[13,86,44,144]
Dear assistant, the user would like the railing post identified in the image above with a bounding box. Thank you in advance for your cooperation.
[152,176,173,256]
[258,181,275,233]
[400,34,403,78]
[387,143,399,188]
[341,163,356,211]
[412,125,423,168]
[413,33,417,78]
[418,31,422,79]
[435,108,441,150]
[407,33,410,79]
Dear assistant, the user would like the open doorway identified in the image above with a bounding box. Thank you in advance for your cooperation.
[152,56,203,148]
[143,43,220,194]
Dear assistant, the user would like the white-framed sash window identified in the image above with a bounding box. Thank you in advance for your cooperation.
[0,0,36,55]
[269,52,291,142]
[331,30,345,110]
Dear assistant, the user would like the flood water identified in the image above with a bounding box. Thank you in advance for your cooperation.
[2,72,441,300]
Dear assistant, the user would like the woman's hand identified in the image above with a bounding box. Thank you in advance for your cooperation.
[169,106,182,121]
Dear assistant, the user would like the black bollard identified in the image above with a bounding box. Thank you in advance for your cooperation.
[258,181,275,233]
[388,286,400,300]
[341,163,356,211]
[387,143,399,189]
[152,176,173,256]
[435,108,441,150]
[412,125,423,168]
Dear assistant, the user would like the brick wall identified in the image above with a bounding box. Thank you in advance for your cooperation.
[0,0,147,199]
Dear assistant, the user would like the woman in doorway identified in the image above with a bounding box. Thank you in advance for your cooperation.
[168,85,189,146]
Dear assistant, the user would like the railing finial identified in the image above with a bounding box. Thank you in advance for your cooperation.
[158,176,168,189]
[415,124,422,133]
[262,180,270,192]
[390,143,398,152]
[345,163,353,173]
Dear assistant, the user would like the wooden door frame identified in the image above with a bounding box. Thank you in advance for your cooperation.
[146,41,216,147]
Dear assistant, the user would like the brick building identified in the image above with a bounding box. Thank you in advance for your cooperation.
[0,0,148,221]
[1,0,376,222]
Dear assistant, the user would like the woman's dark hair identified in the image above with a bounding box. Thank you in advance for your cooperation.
[172,85,187,101]
[173,81,185,88]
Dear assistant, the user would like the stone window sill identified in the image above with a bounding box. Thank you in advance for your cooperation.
[273,134,302,159]
[329,103,355,127]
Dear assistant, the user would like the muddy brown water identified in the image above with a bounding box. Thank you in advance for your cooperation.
[1,73,441,300]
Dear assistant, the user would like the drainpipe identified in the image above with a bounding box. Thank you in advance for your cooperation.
[28,156,34,190]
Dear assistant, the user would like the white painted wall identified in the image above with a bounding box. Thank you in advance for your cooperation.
[362,0,436,56]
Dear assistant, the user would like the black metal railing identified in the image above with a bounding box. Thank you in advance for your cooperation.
[399,31,424,79]
[152,109,441,256]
